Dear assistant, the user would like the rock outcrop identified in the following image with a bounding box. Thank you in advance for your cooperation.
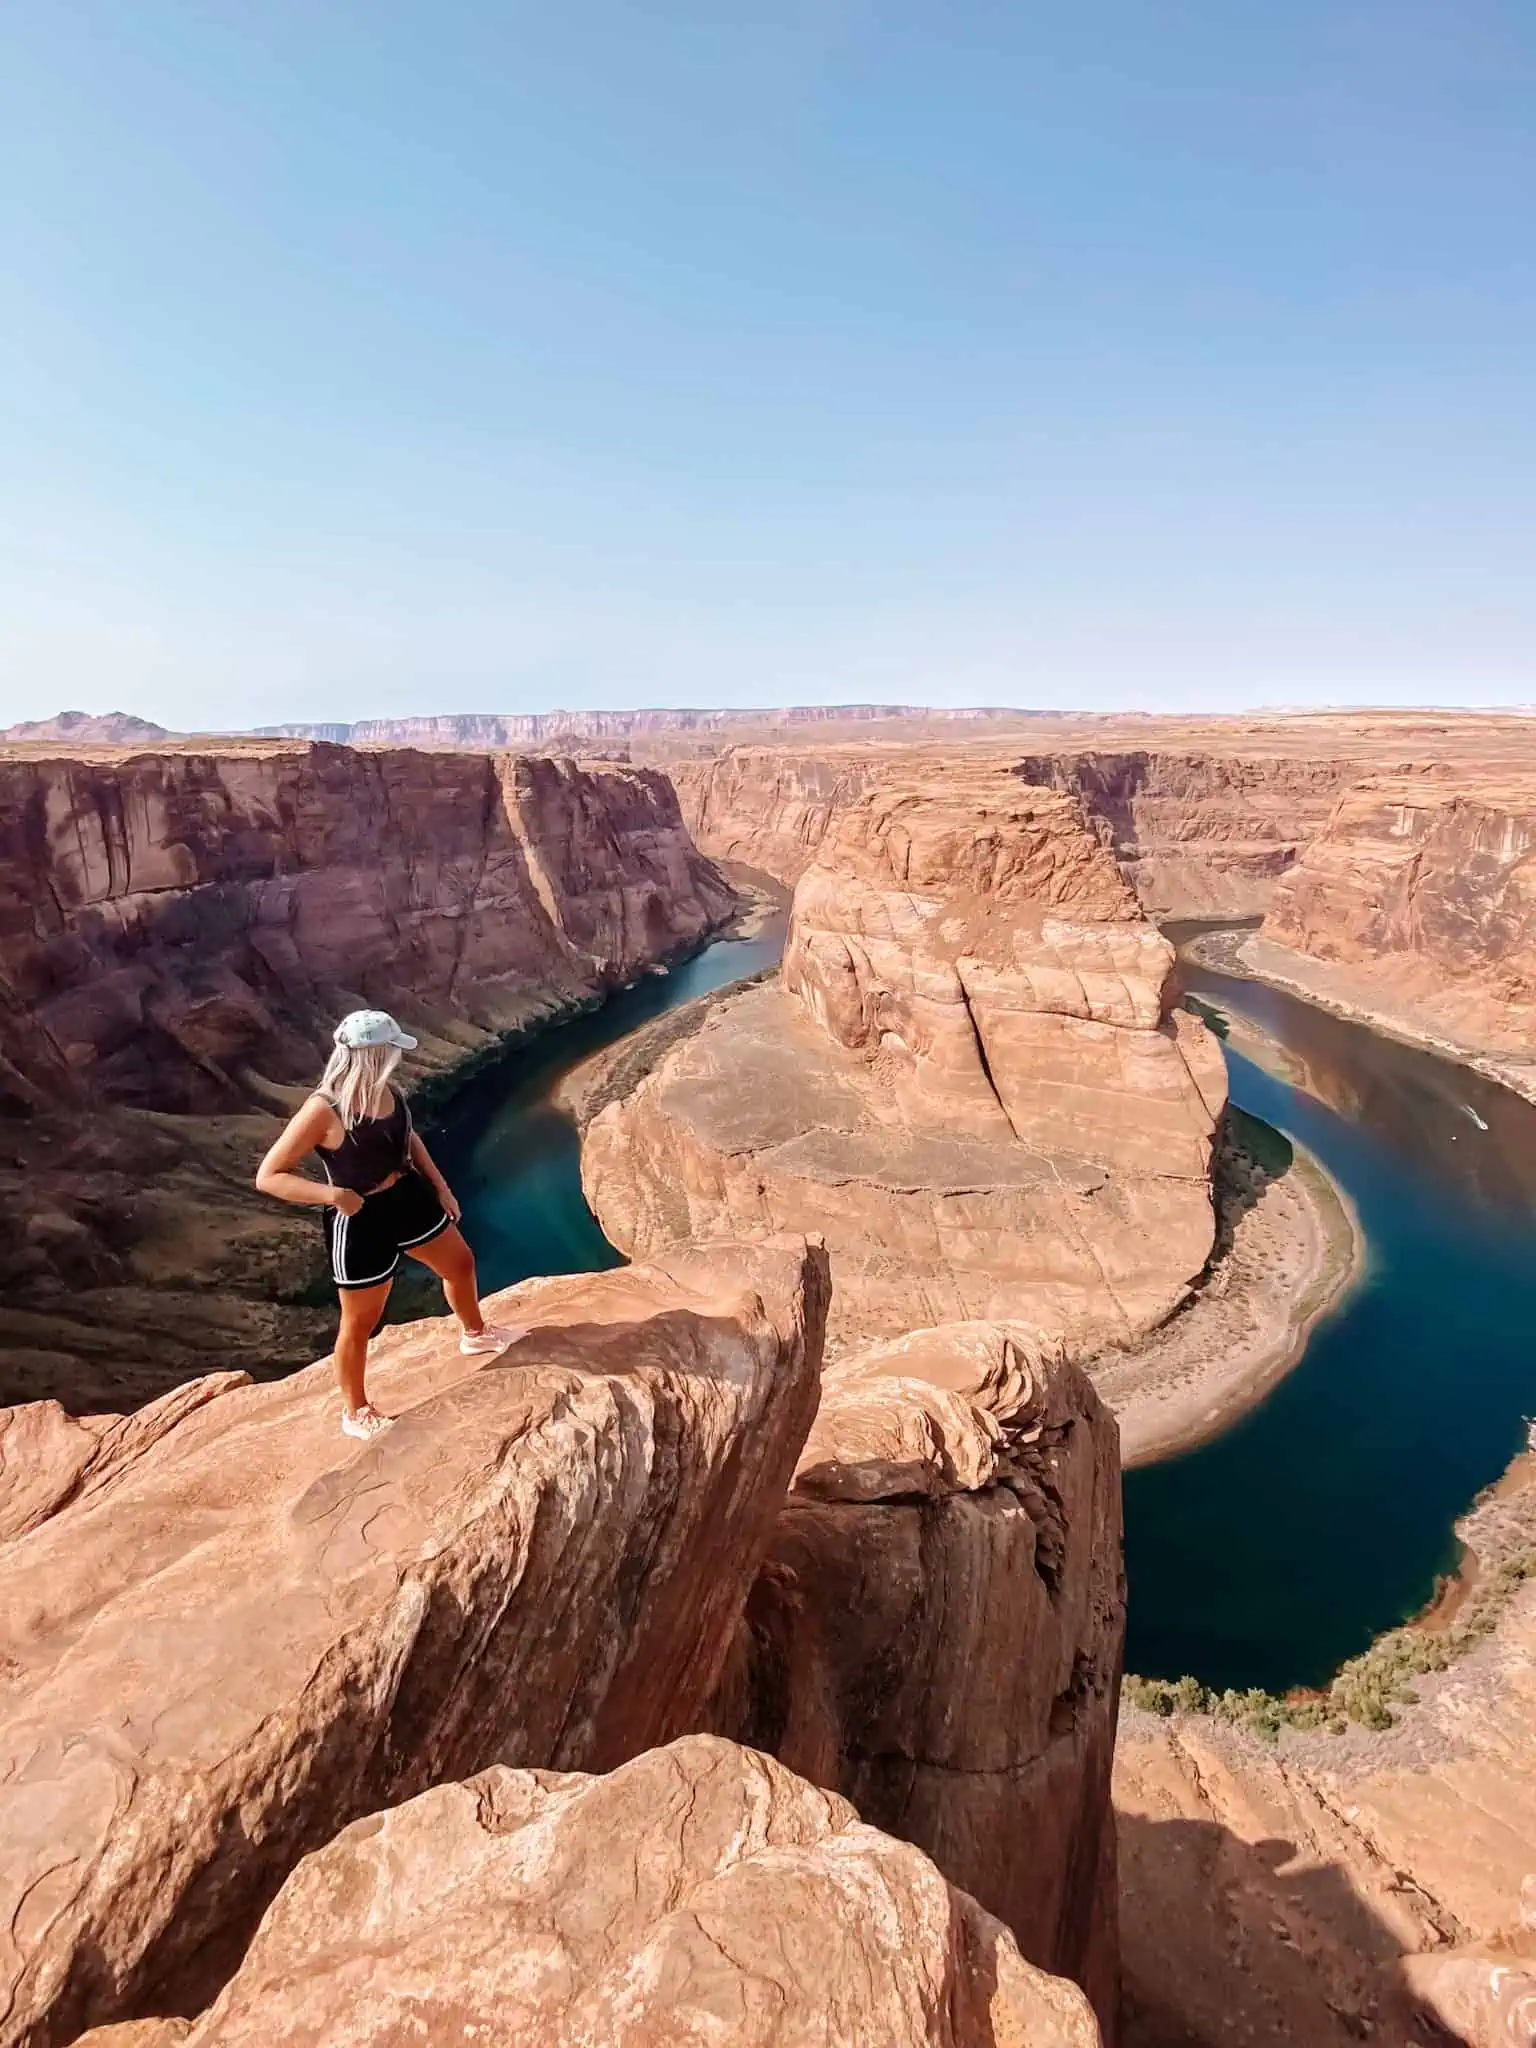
[0,1237,828,2046]
[1251,772,1536,1075]
[710,1322,1124,2030]
[115,1736,1100,2047]
[0,741,737,1405]
[583,763,1225,1358]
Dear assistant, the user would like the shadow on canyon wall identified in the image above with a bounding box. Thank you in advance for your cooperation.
[1119,1809,1465,2048]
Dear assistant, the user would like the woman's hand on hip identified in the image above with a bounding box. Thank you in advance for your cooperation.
[330,1187,364,1217]
[439,1187,462,1224]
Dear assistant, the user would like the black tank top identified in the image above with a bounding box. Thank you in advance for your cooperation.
[319,1091,412,1193]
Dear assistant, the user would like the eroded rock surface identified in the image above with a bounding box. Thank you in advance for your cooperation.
[0,740,736,1404]
[138,1736,1100,2047]
[1253,772,1536,1080]
[710,1323,1124,2030]
[584,764,1225,1357]
[662,712,1536,917]
[0,743,733,1114]
[0,1238,827,2047]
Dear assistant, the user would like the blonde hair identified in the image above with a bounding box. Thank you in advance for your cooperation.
[318,1038,403,1130]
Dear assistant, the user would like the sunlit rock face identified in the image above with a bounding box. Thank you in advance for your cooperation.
[1258,771,1536,1053]
[0,741,737,1114]
[109,1737,1101,2048]
[585,762,1225,1358]
[709,1319,1125,2033]
[0,1238,828,2046]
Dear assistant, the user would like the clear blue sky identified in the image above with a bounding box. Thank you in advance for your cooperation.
[3,2,1534,728]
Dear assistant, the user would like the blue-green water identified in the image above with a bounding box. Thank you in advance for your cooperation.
[431,919,1536,1695]
[429,921,785,1293]
[1126,949,1536,1693]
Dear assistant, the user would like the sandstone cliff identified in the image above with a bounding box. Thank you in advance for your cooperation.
[710,1321,1124,2032]
[103,1737,1100,2047]
[661,712,1536,920]
[1251,772,1536,1080]
[1011,750,1358,918]
[0,741,737,1406]
[0,1239,829,2046]
[583,763,1225,1358]
[0,742,734,1111]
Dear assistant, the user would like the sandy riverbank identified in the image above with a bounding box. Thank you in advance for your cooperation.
[1088,1106,1364,1467]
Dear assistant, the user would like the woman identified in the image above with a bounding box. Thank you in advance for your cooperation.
[256,1009,522,1439]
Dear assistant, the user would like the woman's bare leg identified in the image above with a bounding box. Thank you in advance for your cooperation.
[335,1280,393,1412]
[406,1225,486,1334]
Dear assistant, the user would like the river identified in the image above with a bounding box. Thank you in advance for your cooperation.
[428,918,1536,1697]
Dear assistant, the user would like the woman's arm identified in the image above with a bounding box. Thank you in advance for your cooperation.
[409,1130,462,1222]
[256,1099,360,1213]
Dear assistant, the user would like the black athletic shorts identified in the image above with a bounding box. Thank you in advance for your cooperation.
[323,1170,452,1290]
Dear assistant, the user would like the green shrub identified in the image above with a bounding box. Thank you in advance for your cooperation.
[1126,1546,1536,1739]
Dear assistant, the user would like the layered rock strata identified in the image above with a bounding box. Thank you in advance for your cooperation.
[663,713,1536,917]
[0,741,736,1405]
[1011,750,1358,917]
[107,1736,1100,2048]
[0,1237,828,2046]
[0,742,734,1113]
[583,765,1225,1358]
[1252,772,1536,1079]
[710,1322,1124,2029]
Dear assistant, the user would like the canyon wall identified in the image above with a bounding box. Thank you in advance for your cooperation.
[710,1321,1124,2032]
[1011,750,1359,917]
[666,740,1359,913]
[1251,772,1536,1074]
[0,741,737,1408]
[583,761,1225,1359]
[663,715,1536,922]
[0,742,735,1113]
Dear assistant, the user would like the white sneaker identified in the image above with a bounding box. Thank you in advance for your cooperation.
[459,1321,529,1357]
[341,1404,392,1440]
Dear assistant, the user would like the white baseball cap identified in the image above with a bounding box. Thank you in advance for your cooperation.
[334,1009,419,1051]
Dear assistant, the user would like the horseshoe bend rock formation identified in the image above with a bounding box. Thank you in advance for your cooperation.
[583,764,1226,1357]
[1250,772,1536,1081]
[709,1321,1124,2031]
[93,1737,1101,2048]
[0,739,736,1407]
[0,1237,828,2047]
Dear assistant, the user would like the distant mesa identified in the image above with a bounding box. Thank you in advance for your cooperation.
[250,705,1045,745]
[0,708,171,746]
